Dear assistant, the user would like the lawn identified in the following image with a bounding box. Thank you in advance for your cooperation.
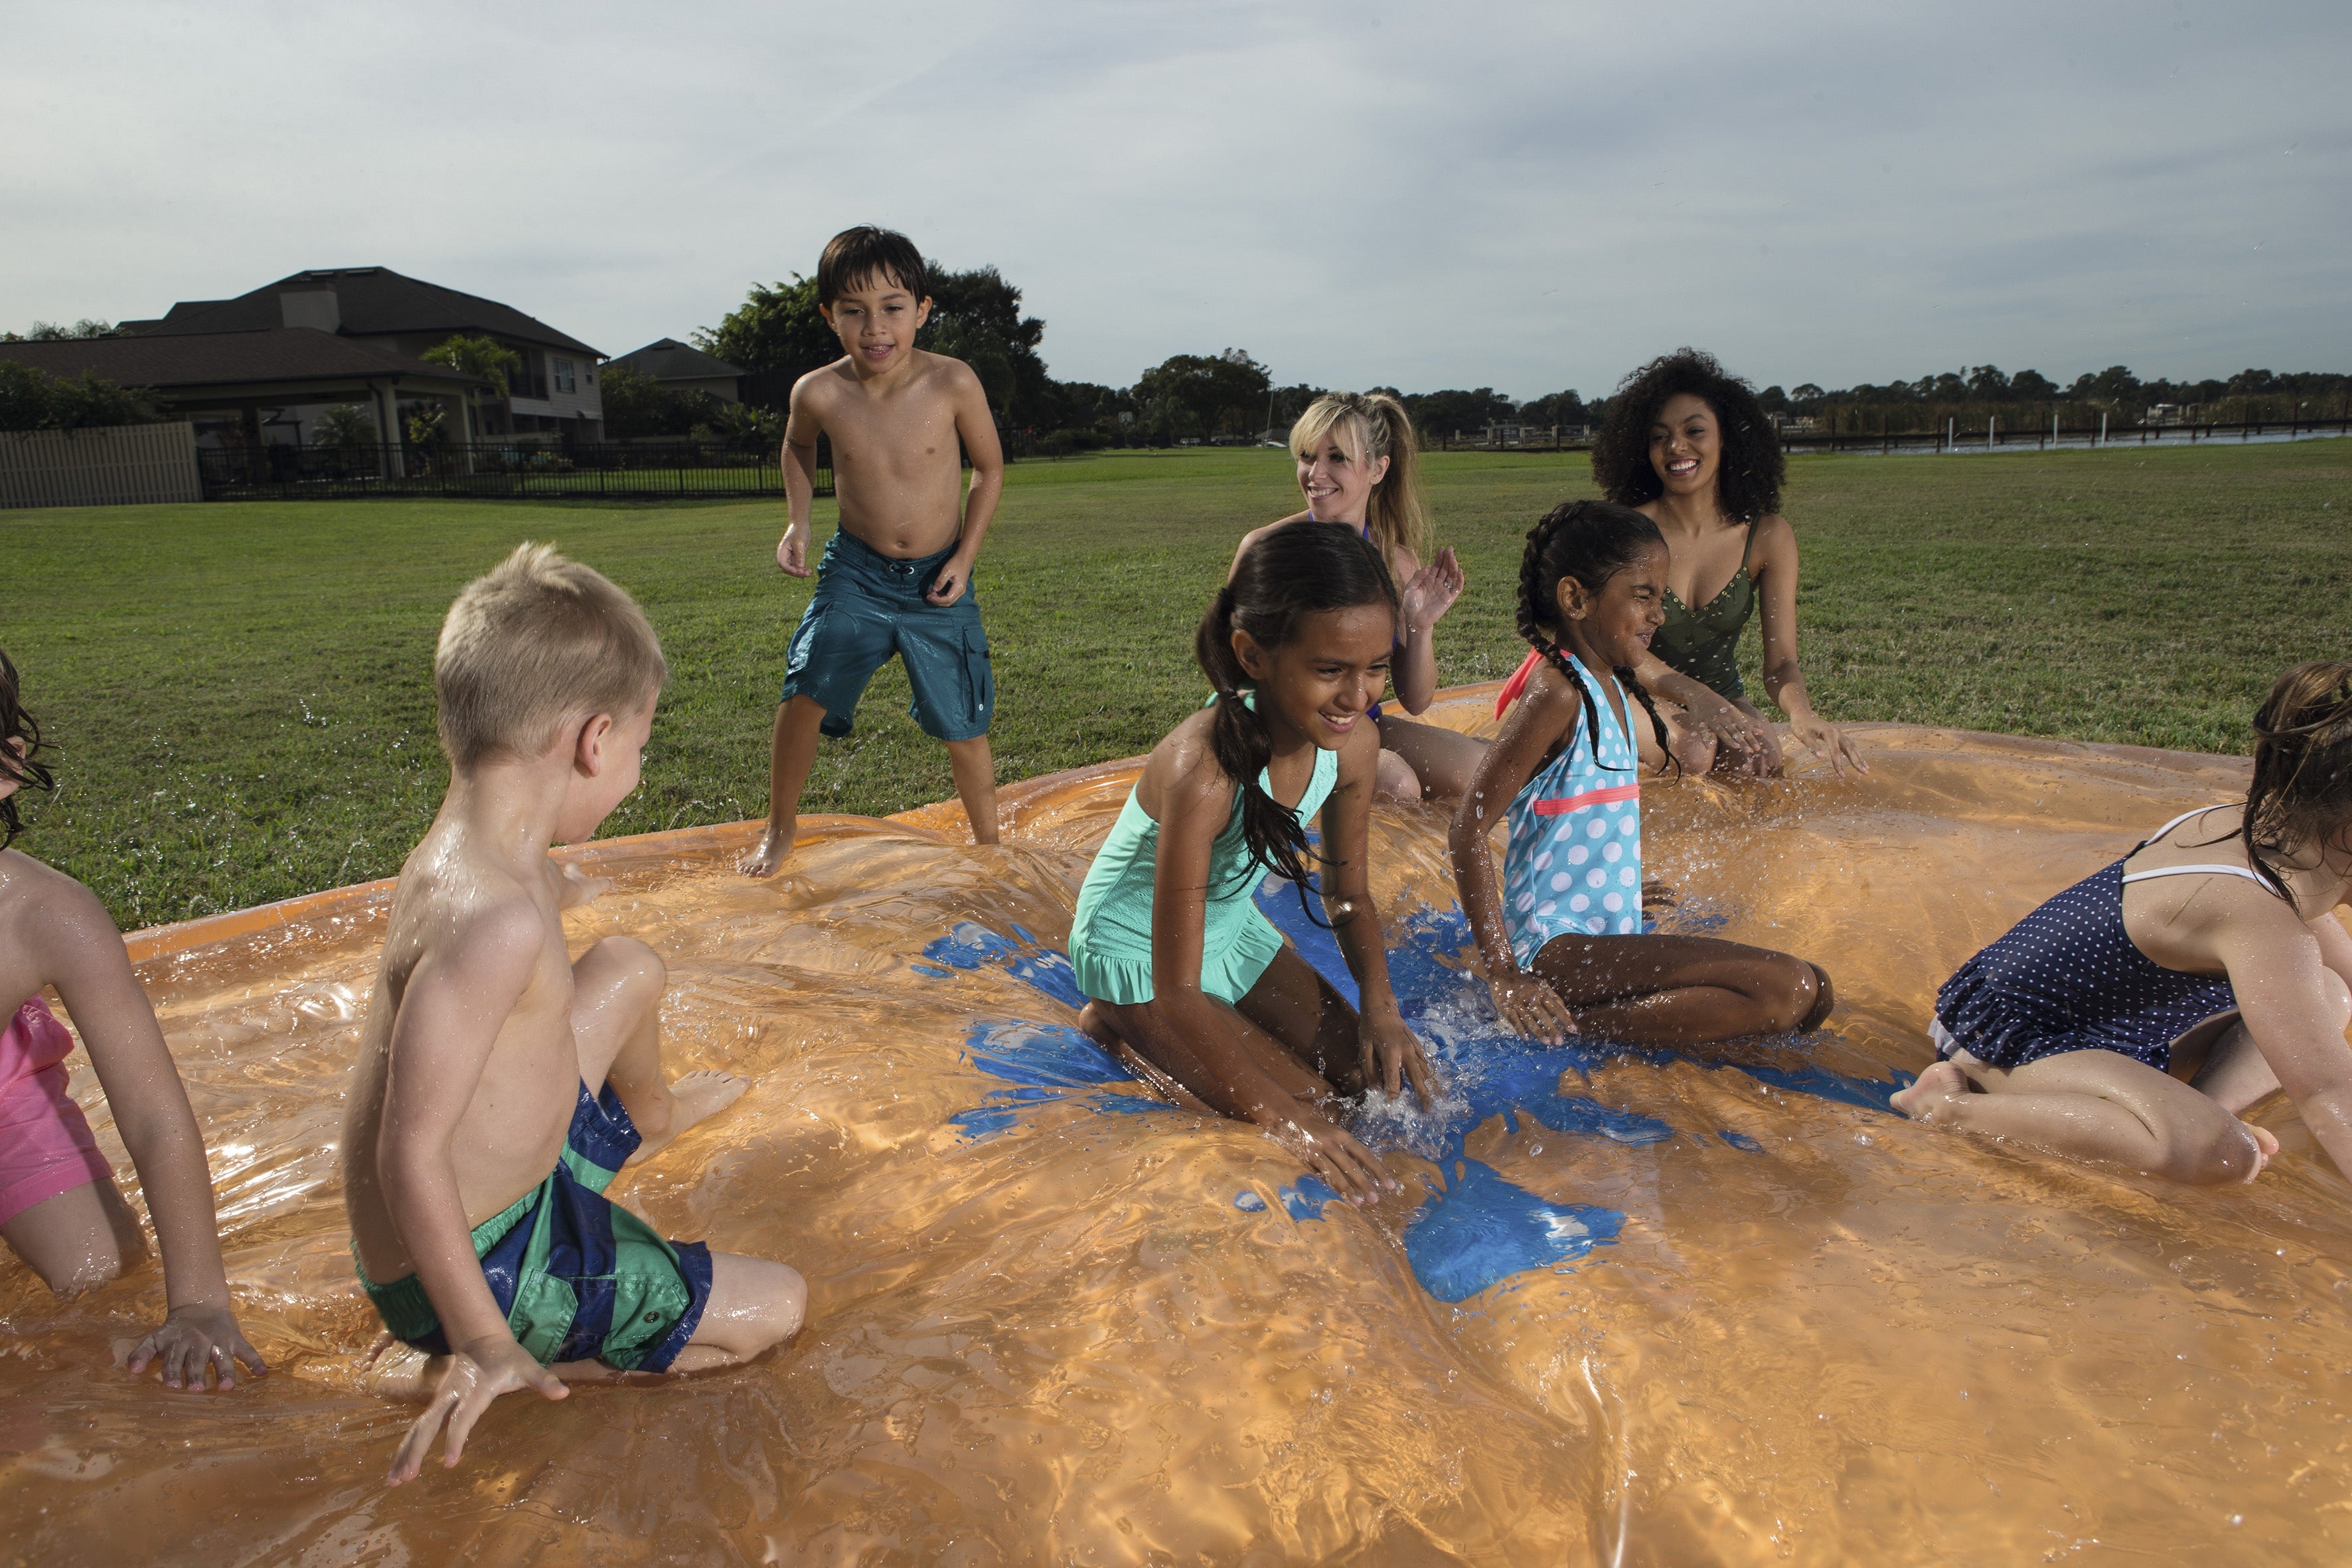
[5,439,2348,930]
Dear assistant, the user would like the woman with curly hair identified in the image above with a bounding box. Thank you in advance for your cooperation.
[1587,349,1865,776]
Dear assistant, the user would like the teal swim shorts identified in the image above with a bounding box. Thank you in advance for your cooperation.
[353,1081,713,1373]
[779,528,993,742]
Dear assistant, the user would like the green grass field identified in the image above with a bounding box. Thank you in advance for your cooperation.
[6,439,2349,929]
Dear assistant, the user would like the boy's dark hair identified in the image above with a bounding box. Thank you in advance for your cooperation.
[817,226,928,307]
[1591,348,1785,523]
[1196,523,1398,913]
[0,650,57,849]
[2225,661,2352,903]
[1516,500,1674,773]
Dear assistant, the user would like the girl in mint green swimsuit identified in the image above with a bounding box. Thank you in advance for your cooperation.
[1069,523,1433,1204]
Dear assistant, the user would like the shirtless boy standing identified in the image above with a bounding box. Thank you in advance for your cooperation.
[740,225,1007,876]
[342,545,805,1485]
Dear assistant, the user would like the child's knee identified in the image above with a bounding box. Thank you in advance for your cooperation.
[1759,955,1820,1032]
[585,935,667,998]
[2161,1115,2265,1185]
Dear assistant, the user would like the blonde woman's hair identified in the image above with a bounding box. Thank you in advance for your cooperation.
[1288,392,1431,570]
[434,543,668,769]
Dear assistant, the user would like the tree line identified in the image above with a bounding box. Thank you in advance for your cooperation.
[10,286,2352,441]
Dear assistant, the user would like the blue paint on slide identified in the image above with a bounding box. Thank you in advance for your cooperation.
[1404,1159,1625,1303]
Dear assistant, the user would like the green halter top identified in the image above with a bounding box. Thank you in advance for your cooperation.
[1652,522,1757,702]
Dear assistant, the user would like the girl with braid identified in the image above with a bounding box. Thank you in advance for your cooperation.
[1897,663,2352,1184]
[1070,524,1433,1204]
[1450,502,1833,1046]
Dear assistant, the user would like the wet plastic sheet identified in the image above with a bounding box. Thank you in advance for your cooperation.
[5,687,2348,1565]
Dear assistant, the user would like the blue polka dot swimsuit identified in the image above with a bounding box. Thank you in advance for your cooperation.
[1502,651,1644,967]
[1932,807,2259,1071]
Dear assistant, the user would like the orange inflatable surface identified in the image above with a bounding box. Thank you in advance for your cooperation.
[5,687,2347,1565]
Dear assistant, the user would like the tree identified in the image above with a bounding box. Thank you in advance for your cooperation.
[601,362,718,440]
[313,404,380,468]
[1966,364,2009,399]
[421,333,519,442]
[1406,388,1517,438]
[1,319,114,343]
[0,360,161,430]
[421,333,518,395]
[1133,349,1271,440]
[1789,384,1825,408]
[1751,386,1787,416]
[695,275,839,406]
[920,264,1050,423]
[2009,369,2058,400]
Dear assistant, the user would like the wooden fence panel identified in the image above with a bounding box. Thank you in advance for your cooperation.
[0,422,202,509]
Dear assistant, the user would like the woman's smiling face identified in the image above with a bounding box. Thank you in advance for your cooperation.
[1295,420,1389,524]
[1648,392,1721,500]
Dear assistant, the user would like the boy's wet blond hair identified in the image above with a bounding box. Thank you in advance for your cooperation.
[1288,392,1432,571]
[434,543,667,769]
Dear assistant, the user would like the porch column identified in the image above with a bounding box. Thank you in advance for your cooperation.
[373,380,404,475]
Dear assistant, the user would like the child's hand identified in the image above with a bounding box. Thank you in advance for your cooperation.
[1400,546,1465,635]
[924,558,971,607]
[776,529,811,578]
[554,860,612,909]
[1358,1011,1437,1110]
[1666,720,1717,777]
[1486,969,1577,1045]
[1255,1105,1399,1204]
[129,1303,268,1391]
[387,1333,568,1486]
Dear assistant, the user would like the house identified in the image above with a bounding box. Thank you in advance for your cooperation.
[0,331,486,461]
[110,267,606,445]
[608,338,743,402]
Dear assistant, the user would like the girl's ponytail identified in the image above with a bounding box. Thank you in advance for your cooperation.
[1290,392,1432,570]
[2231,661,2352,903]
[0,649,54,850]
[1194,524,1399,915]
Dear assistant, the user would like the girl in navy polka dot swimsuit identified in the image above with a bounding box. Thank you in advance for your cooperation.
[1895,662,2352,1185]
[1451,501,1834,1048]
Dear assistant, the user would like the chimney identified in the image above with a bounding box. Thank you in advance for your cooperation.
[279,287,341,333]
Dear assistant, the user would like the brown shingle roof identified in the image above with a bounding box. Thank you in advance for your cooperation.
[611,337,744,381]
[0,329,487,389]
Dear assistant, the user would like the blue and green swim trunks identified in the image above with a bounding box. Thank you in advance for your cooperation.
[779,528,993,742]
[353,1081,713,1373]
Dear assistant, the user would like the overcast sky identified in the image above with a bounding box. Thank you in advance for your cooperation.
[5,1,2345,401]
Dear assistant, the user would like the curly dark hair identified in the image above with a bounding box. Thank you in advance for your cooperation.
[2218,660,2352,903]
[0,649,56,850]
[1591,349,1785,522]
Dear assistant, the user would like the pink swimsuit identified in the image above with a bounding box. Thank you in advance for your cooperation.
[0,996,113,1226]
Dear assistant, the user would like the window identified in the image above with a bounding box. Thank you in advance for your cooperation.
[553,357,576,394]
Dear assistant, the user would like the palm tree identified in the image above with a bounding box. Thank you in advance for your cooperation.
[421,333,520,440]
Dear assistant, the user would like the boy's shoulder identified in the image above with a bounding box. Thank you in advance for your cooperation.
[386,834,558,977]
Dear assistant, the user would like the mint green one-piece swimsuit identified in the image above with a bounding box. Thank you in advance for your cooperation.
[1069,744,1339,1006]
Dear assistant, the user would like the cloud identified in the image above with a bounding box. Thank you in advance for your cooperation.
[3,0,2345,398]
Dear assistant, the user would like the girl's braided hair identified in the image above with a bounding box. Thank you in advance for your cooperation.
[1196,522,1398,917]
[0,650,56,850]
[2215,660,2352,903]
[1516,500,1675,773]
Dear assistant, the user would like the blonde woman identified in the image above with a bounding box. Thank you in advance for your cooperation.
[1230,392,1483,799]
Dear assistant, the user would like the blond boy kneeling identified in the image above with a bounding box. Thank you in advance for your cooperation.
[341,544,804,1486]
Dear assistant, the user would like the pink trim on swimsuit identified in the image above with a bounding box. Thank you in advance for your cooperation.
[0,998,114,1227]
[1529,783,1641,817]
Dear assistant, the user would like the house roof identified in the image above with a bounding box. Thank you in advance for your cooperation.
[121,268,602,358]
[0,330,489,391]
[610,337,744,381]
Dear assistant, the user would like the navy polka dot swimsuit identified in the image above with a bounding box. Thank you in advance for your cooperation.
[1932,807,2260,1072]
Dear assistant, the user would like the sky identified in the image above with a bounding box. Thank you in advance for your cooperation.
[3,0,2346,402]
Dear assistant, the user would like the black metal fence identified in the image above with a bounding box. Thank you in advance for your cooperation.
[196,440,830,502]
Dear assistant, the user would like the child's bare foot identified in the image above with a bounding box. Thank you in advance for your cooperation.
[625,1069,749,1166]
[1891,1059,1970,1121]
[2244,1119,2280,1177]
[362,1336,443,1401]
[739,824,795,878]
